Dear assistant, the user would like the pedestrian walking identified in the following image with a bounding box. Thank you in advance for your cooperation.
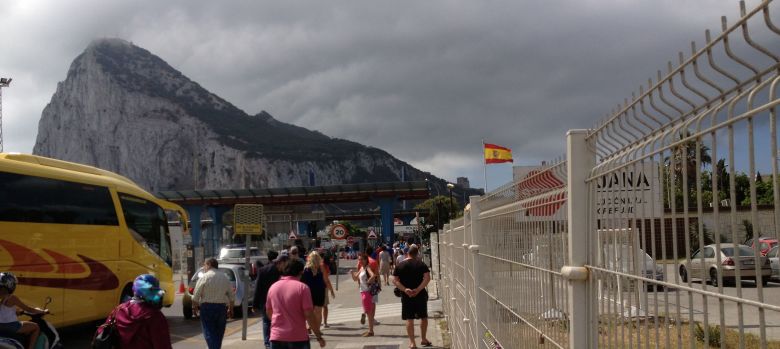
[266,258,326,348]
[379,246,392,286]
[396,247,408,266]
[191,258,235,349]
[350,254,378,337]
[103,274,172,349]
[254,250,289,349]
[290,245,306,265]
[301,251,327,333]
[393,245,432,348]
[356,247,380,325]
[319,251,336,328]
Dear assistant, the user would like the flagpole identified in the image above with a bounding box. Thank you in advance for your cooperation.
[482,139,488,193]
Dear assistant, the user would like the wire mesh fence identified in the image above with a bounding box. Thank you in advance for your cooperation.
[433,1,780,348]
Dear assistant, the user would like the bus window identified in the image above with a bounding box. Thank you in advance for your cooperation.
[0,171,118,225]
[119,194,172,266]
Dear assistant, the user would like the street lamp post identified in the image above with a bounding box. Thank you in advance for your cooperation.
[447,183,455,219]
[0,78,12,153]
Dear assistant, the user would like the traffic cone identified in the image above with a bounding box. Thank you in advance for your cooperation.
[178,277,186,294]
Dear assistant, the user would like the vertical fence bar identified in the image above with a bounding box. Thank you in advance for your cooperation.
[567,129,596,349]
[469,195,483,348]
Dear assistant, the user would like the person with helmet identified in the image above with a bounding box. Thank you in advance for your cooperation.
[103,274,172,349]
[0,272,47,349]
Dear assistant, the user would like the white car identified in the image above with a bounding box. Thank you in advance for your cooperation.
[182,264,255,319]
[769,245,780,283]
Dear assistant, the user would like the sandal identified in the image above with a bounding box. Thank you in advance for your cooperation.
[421,339,433,347]
[362,331,374,337]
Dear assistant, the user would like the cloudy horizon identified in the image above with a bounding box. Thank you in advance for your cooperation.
[0,0,762,190]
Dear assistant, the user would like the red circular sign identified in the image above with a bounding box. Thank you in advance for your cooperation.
[330,224,348,240]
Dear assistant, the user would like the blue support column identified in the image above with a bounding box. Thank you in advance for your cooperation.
[208,206,231,256]
[374,196,397,245]
[185,205,203,247]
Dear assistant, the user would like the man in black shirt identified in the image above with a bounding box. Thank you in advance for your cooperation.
[392,244,432,348]
[253,250,289,349]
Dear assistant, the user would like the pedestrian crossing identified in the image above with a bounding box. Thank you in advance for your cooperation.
[326,303,404,325]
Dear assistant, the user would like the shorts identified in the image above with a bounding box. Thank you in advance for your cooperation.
[401,293,428,320]
[360,291,376,313]
[0,321,21,333]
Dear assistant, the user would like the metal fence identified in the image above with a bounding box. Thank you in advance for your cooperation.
[434,1,780,348]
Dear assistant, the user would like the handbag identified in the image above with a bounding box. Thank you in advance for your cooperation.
[393,287,403,298]
[368,280,382,296]
[92,303,124,349]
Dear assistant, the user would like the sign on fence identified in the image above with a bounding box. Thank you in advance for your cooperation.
[594,162,661,218]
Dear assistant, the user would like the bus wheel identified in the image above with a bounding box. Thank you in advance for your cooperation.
[120,284,133,304]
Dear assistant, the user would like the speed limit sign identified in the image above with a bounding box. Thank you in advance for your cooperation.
[330,224,348,240]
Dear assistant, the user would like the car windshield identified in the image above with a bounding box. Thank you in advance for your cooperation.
[192,267,236,282]
[721,246,758,257]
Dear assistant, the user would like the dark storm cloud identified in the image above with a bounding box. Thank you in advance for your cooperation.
[0,0,759,187]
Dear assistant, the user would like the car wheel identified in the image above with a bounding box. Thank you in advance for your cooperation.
[183,295,193,319]
[679,266,688,283]
[710,268,719,287]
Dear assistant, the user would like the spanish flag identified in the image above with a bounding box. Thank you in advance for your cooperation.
[484,143,513,164]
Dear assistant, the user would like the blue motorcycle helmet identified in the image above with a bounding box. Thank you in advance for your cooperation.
[132,274,165,307]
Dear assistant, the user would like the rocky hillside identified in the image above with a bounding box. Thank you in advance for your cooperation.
[33,39,465,195]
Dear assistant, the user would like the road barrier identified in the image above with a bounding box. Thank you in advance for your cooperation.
[434,1,780,348]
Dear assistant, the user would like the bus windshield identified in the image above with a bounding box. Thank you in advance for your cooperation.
[119,194,172,266]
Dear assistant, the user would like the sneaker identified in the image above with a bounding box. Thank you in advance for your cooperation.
[373,319,381,325]
[360,313,366,324]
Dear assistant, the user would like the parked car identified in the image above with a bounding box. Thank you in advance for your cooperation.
[768,245,779,282]
[679,243,772,287]
[744,236,779,256]
[602,245,665,290]
[218,244,268,265]
[182,264,255,319]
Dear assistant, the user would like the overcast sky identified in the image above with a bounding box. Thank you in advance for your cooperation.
[0,0,762,190]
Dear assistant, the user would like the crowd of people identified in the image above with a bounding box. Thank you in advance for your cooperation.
[77,240,432,349]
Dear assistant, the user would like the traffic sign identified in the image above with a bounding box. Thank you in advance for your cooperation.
[288,230,298,240]
[233,204,264,235]
[331,224,348,240]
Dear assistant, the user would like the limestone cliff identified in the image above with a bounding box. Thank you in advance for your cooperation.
[33,39,450,193]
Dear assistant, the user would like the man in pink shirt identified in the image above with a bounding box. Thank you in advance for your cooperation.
[266,258,326,349]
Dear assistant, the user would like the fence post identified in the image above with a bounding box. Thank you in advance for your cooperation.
[468,195,482,348]
[565,129,595,349]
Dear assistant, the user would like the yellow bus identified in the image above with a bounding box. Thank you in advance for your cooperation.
[0,153,188,327]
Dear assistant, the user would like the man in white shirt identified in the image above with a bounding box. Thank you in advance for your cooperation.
[192,258,235,349]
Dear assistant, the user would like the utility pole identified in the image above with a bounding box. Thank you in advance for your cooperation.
[0,78,12,153]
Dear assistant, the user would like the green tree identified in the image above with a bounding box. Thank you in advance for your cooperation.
[414,195,461,232]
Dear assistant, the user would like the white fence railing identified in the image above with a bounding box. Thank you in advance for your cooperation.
[433,1,780,348]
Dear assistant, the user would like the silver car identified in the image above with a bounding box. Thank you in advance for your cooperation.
[182,264,254,319]
[768,245,779,282]
[679,243,772,287]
